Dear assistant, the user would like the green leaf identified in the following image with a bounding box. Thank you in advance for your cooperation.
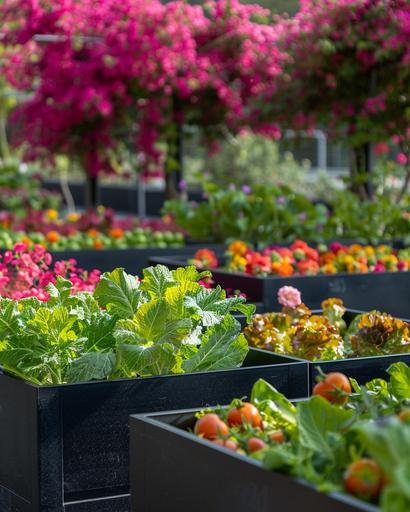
[141,265,174,298]
[116,342,178,377]
[133,300,169,342]
[94,268,143,319]
[81,312,117,351]
[388,362,410,400]
[182,315,248,373]
[184,286,252,327]
[297,396,355,460]
[115,343,155,377]
[263,444,298,471]
[46,277,74,307]
[251,379,297,431]
[0,300,20,337]
[65,352,116,383]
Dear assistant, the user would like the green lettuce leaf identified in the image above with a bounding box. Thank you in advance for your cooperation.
[182,315,248,373]
[94,268,144,318]
[65,352,116,383]
[388,362,410,401]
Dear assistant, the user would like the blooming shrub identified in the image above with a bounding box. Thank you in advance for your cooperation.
[263,0,410,199]
[192,240,410,277]
[0,243,100,300]
[1,0,283,178]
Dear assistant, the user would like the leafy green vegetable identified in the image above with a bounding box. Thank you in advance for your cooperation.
[250,378,297,433]
[297,396,354,460]
[94,268,144,318]
[0,266,251,384]
[181,316,248,373]
[387,362,410,400]
[356,419,410,512]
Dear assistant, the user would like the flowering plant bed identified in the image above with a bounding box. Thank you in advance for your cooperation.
[0,243,100,300]
[193,241,410,276]
[0,265,307,510]
[149,242,410,317]
[0,207,185,251]
[130,364,410,512]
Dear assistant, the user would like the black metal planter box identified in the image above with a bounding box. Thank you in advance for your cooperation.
[0,349,308,512]
[129,410,378,512]
[149,254,410,318]
[49,244,224,275]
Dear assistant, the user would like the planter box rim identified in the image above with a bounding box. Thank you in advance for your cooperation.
[0,347,303,389]
[130,411,379,512]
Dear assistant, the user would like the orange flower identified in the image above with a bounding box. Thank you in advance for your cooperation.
[87,228,99,238]
[94,239,104,250]
[162,214,173,225]
[46,231,59,243]
[228,240,248,256]
[108,228,124,239]
[21,237,32,247]
[320,252,336,265]
[349,244,363,254]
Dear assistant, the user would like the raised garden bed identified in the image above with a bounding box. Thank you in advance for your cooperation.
[149,254,410,317]
[130,409,378,512]
[49,244,224,275]
[0,349,307,512]
[243,308,410,390]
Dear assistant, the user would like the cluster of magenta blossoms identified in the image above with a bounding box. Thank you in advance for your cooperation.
[0,243,100,301]
[264,0,410,161]
[1,0,283,178]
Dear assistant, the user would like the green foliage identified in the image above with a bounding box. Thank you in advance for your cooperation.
[0,266,252,384]
[323,190,410,242]
[356,420,410,512]
[163,182,329,245]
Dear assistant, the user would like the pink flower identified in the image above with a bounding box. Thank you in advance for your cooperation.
[277,286,302,308]
[396,152,408,165]
[374,142,389,155]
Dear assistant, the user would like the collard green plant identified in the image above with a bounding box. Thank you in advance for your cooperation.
[0,265,254,384]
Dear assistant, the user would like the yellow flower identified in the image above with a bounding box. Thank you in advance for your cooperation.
[343,255,354,264]
[382,254,398,264]
[46,209,59,221]
[67,212,80,222]
[364,245,375,256]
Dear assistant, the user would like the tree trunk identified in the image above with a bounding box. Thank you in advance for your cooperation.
[164,121,184,200]
[0,113,10,161]
[85,174,99,208]
[349,145,373,201]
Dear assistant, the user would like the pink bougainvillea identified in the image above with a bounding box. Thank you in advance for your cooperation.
[1,0,283,178]
[0,243,100,300]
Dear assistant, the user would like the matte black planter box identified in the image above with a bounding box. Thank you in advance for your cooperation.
[0,349,307,512]
[149,254,410,318]
[50,244,224,275]
[130,410,378,512]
